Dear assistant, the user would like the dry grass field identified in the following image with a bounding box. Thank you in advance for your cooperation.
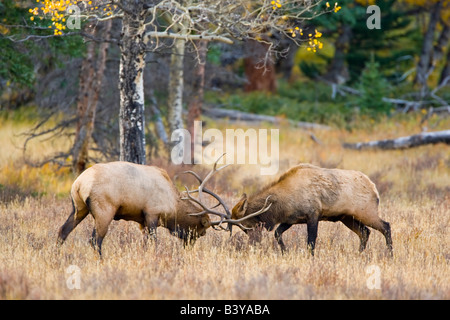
[0,114,449,300]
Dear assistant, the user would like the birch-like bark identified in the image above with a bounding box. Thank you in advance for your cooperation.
[187,40,207,161]
[119,10,147,164]
[167,37,186,149]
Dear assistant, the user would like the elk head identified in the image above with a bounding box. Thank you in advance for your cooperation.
[180,154,272,235]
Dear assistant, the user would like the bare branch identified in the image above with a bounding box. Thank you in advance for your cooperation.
[145,31,233,45]
[3,30,119,45]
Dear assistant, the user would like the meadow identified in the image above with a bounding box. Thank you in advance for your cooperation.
[0,113,448,300]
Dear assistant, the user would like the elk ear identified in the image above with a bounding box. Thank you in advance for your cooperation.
[201,215,211,228]
[233,193,248,218]
[241,194,248,212]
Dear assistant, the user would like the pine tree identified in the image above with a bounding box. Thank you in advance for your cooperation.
[357,55,391,114]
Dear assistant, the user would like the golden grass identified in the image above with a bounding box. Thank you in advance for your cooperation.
[0,114,449,299]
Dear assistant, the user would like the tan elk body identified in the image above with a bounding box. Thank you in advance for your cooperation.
[231,164,393,255]
[57,161,210,255]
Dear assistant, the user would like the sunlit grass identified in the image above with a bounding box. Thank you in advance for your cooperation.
[0,112,448,299]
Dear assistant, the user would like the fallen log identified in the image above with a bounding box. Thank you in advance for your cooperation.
[343,130,450,150]
[203,108,330,130]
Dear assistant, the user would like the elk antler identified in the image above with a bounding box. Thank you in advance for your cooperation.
[181,154,272,233]
[181,153,232,230]
[182,153,230,203]
[183,186,230,231]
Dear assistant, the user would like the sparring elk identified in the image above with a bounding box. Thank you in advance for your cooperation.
[57,157,264,256]
[229,164,393,256]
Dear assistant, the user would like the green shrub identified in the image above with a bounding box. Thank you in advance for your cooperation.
[205,89,358,128]
[356,57,391,115]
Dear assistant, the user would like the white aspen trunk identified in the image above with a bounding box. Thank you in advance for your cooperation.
[188,40,208,163]
[167,37,186,150]
[118,10,147,164]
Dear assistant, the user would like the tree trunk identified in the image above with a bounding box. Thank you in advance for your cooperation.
[415,0,443,89]
[275,37,298,81]
[243,39,277,92]
[324,24,352,85]
[72,20,112,174]
[167,37,186,150]
[439,43,450,85]
[187,40,207,161]
[119,9,147,164]
[433,23,450,64]
[148,89,169,146]
[343,130,450,150]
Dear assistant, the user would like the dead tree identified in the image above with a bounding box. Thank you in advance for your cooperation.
[343,130,450,150]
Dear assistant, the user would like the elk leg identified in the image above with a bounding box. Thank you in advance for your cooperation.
[89,204,114,257]
[57,201,89,245]
[91,220,111,257]
[306,215,319,256]
[138,223,151,250]
[247,225,263,245]
[381,221,393,256]
[90,231,105,257]
[90,228,97,250]
[361,217,393,256]
[144,213,159,244]
[340,216,371,252]
[274,223,292,253]
[183,232,197,248]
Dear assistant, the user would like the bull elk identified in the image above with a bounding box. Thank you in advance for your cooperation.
[229,164,393,256]
[57,162,209,256]
[184,161,393,256]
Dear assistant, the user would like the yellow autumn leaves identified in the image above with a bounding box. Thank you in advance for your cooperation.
[28,0,340,53]
[272,0,341,13]
[29,0,75,35]
[326,2,342,13]
[29,0,116,36]
[270,0,282,10]
[285,27,324,53]
[284,1,341,53]
[306,29,324,53]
